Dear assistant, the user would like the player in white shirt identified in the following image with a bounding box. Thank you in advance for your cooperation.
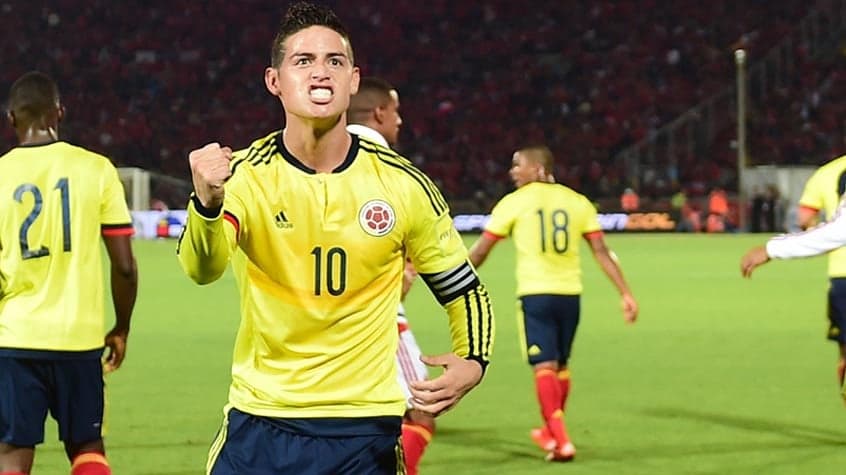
[742,194,846,402]
[741,197,846,274]
[347,76,434,475]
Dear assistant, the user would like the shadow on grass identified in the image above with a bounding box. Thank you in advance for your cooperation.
[643,406,846,446]
[431,425,541,462]
[422,410,846,474]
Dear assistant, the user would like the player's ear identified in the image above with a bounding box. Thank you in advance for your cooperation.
[6,111,14,128]
[349,66,360,95]
[264,67,281,97]
[57,104,65,123]
[374,105,385,124]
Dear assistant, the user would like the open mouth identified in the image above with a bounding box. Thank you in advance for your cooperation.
[309,86,333,102]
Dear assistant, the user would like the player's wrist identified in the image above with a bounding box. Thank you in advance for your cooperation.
[191,194,223,219]
[464,356,489,376]
[109,324,130,335]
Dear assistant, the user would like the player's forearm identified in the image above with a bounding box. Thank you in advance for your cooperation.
[766,216,846,259]
[177,197,235,284]
[420,261,495,370]
[468,244,487,268]
[110,256,137,332]
[597,253,633,297]
[442,282,495,371]
[468,235,497,268]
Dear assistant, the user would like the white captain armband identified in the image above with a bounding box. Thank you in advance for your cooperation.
[419,261,480,305]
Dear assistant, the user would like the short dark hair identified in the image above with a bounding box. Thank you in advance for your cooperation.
[518,145,554,172]
[348,77,395,125]
[271,2,353,68]
[7,71,60,124]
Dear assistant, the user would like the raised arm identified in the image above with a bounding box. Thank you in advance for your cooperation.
[586,233,638,323]
[177,143,238,284]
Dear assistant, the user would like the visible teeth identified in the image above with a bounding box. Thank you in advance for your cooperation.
[310,88,331,100]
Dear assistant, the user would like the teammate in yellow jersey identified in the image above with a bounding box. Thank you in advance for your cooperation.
[742,155,846,397]
[176,3,494,474]
[0,72,137,475]
[469,145,637,462]
[347,77,434,475]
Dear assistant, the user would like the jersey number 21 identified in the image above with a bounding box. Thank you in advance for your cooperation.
[13,178,71,260]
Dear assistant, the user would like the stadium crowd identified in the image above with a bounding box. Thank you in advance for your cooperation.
[0,0,821,209]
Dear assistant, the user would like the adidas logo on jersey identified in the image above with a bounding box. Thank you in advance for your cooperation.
[274,210,293,229]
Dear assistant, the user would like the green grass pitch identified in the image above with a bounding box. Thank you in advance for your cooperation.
[31,234,846,474]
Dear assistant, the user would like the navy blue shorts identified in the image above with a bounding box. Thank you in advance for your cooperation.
[828,278,846,343]
[0,351,105,446]
[519,294,580,366]
[208,407,403,475]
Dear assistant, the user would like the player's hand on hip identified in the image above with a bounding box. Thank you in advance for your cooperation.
[740,245,770,278]
[409,353,483,416]
[189,142,233,209]
[103,326,129,373]
[621,293,638,324]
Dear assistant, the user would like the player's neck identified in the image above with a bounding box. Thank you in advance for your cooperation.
[283,122,351,173]
[17,126,59,146]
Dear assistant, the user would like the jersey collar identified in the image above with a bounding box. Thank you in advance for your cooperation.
[275,131,359,174]
[346,124,389,147]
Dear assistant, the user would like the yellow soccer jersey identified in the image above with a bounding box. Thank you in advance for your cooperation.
[0,142,133,352]
[799,155,846,277]
[484,182,602,296]
[178,132,493,419]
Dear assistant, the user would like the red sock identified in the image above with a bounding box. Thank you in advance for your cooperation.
[558,368,571,411]
[535,369,569,446]
[401,422,433,475]
[70,451,111,475]
[0,472,29,475]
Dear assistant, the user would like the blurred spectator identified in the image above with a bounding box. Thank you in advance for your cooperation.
[750,184,780,232]
[620,187,640,212]
[0,0,814,209]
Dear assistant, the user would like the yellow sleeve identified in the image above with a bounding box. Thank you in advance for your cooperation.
[580,194,602,234]
[405,178,495,369]
[99,162,132,225]
[176,198,237,284]
[798,170,823,209]
[484,193,517,237]
[176,154,250,285]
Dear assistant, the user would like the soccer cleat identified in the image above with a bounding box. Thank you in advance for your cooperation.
[530,427,556,452]
[544,442,576,462]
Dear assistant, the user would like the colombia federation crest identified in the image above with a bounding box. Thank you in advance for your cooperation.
[359,200,396,237]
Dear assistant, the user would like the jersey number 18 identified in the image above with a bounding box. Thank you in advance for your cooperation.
[537,208,569,253]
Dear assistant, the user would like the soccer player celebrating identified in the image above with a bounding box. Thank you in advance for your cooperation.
[347,77,434,475]
[0,72,138,475]
[176,3,494,474]
[469,146,637,462]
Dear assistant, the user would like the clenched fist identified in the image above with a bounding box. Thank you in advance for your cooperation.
[189,143,233,209]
